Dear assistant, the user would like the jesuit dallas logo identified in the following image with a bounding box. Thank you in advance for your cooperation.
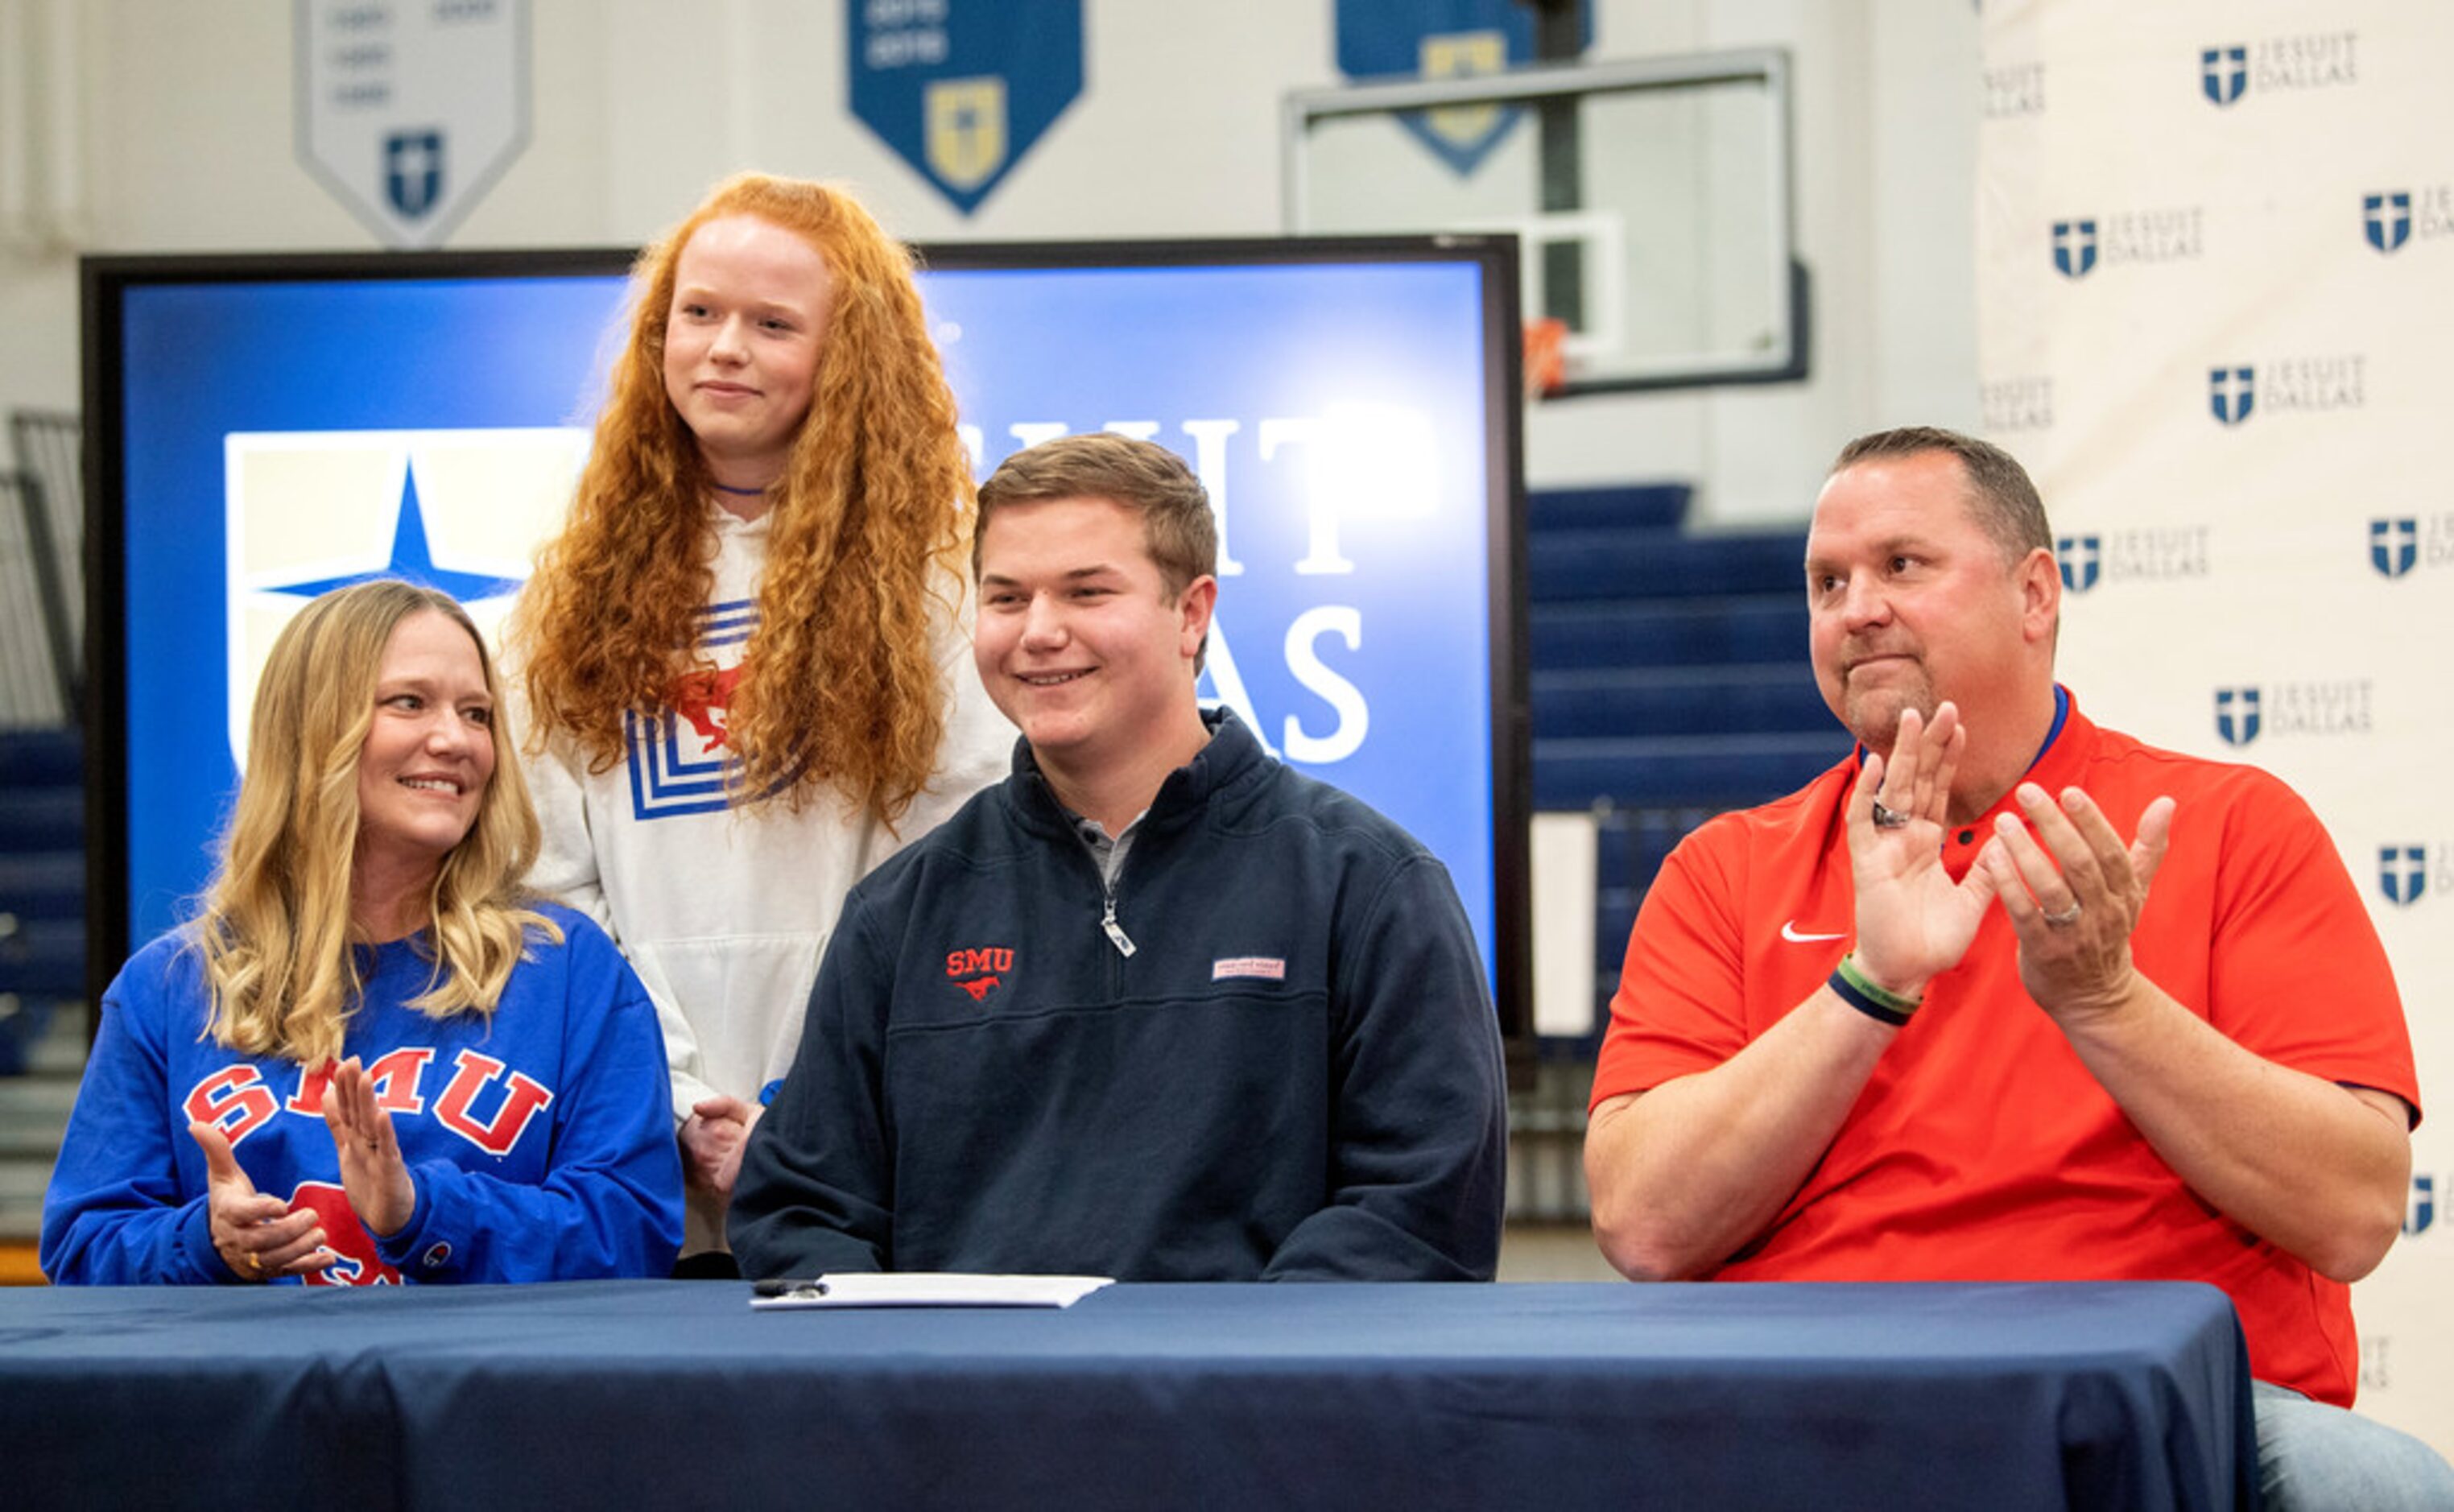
[1980,376,2053,434]
[2209,680,2371,749]
[223,429,589,769]
[2365,514,2454,580]
[2362,186,2454,254]
[1984,60,2043,118]
[2371,841,2454,908]
[2050,209,2204,280]
[2205,355,2365,426]
[2411,1172,2443,1237]
[2199,32,2357,108]
[2054,527,2208,594]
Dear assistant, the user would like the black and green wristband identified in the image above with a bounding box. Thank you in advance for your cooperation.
[1829,952,1921,1027]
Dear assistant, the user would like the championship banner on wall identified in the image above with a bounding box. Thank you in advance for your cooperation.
[1334,0,1590,176]
[295,0,531,247]
[847,0,1084,216]
[1977,0,2454,1453]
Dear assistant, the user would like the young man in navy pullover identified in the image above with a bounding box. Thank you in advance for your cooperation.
[730,433,1506,1281]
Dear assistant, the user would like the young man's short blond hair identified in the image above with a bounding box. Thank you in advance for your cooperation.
[973,433,1217,595]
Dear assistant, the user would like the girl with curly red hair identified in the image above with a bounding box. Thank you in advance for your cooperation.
[512,174,1010,1268]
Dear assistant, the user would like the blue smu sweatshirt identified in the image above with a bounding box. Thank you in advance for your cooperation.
[42,903,683,1284]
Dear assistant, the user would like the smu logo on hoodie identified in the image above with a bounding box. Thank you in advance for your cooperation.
[624,600,758,820]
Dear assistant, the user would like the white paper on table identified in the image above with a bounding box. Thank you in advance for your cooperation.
[750,1273,1116,1309]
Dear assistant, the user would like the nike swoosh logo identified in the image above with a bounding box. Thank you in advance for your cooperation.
[1781,921,1846,943]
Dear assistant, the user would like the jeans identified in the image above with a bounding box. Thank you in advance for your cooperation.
[2254,1380,2454,1510]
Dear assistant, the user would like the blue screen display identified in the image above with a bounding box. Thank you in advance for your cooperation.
[113,250,1509,995]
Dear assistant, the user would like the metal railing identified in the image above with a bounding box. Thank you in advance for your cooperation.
[1,411,81,728]
[0,473,70,727]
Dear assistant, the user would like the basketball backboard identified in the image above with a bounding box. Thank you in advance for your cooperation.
[1286,49,1803,395]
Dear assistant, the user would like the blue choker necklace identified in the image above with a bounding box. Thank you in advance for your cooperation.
[712,481,769,497]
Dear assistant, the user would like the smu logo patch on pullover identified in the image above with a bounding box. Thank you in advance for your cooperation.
[947,945,1014,1002]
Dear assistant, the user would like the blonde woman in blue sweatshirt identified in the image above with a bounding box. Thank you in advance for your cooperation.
[43,580,681,1285]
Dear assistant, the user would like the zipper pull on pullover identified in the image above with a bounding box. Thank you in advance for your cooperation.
[1101,892,1138,957]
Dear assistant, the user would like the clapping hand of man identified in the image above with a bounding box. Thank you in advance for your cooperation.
[1848,701,2001,998]
[1981,783,2176,1027]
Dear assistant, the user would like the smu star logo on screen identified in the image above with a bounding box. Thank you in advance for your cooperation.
[2200,45,2246,106]
[2050,220,2097,279]
[2369,518,2417,578]
[262,468,525,604]
[2364,192,2411,254]
[2212,687,2261,746]
[225,428,589,770]
[2054,535,2101,592]
[2378,845,2427,907]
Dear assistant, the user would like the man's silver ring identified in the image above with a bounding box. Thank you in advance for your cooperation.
[2043,901,2084,927]
[1869,799,1914,830]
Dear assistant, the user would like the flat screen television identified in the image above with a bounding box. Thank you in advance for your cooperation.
[83,235,1531,1050]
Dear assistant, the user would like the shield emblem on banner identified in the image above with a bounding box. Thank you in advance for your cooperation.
[2379,845,2427,907]
[2051,221,2097,279]
[2208,366,2254,425]
[2200,46,2245,106]
[927,77,1009,193]
[1421,31,1507,152]
[2411,1175,2436,1237]
[2055,535,2101,592]
[2370,518,2418,579]
[2213,687,2260,746]
[385,130,446,219]
[2364,192,2411,253]
[1333,1,1588,178]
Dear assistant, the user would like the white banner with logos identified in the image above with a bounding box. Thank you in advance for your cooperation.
[1979,0,2452,1453]
[295,0,529,248]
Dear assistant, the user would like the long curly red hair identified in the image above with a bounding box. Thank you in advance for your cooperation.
[514,174,973,822]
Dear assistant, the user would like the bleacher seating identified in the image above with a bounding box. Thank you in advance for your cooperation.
[1527,482,1837,1019]
[1529,482,1836,812]
[1510,482,1836,1225]
[0,728,83,1080]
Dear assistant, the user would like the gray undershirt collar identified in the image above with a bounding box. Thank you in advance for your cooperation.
[1067,809,1148,889]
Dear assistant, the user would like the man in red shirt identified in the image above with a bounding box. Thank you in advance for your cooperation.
[1584,427,2449,1507]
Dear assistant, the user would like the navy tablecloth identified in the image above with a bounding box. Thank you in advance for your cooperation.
[0,1279,2254,1510]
